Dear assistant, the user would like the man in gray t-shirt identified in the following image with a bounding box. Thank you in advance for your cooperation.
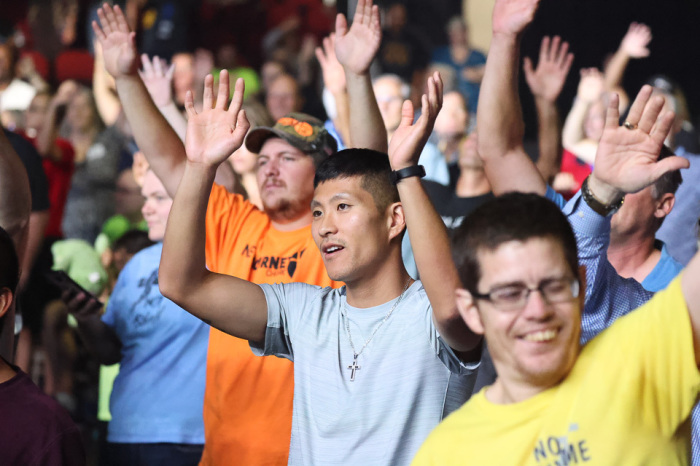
[158,51,482,463]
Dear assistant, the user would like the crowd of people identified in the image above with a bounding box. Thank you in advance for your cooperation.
[1,0,699,465]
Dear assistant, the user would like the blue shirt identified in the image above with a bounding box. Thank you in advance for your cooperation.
[431,46,486,115]
[102,243,208,444]
[656,146,700,266]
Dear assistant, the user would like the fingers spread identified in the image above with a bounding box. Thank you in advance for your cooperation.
[229,78,246,116]
[650,110,676,146]
[625,85,653,126]
[203,74,214,110]
[91,21,106,41]
[637,95,665,134]
[400,99,415,129]
[335,13,348,37]
[216,70,230,110]
[185,90,197,117]
[141,54,153,74]
[604,93,621,130]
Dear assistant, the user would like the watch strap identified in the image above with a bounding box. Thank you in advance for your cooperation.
[581,175,625,217]
[390,165,426,185]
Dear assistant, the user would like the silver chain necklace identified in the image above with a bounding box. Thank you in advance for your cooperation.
[341,278,413,381]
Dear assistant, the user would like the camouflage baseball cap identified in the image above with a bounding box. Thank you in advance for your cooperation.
[245,112,337,159]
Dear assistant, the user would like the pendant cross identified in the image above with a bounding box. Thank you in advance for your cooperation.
[348,355,361,381]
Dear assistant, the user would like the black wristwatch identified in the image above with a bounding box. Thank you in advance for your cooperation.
[390,165,426,185]
[581,175,624,217]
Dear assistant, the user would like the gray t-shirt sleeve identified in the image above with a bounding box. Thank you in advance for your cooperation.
[430,319,480,375]
[250,282,324,361]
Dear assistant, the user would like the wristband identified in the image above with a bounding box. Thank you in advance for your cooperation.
[581,175,624,217]
[390,165,426,185]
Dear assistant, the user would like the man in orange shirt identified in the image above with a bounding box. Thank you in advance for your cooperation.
[92,1,381,463]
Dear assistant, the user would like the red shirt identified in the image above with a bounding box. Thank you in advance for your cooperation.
[19,132,75,238]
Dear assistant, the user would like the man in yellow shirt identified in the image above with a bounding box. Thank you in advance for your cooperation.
[413,0,699,463]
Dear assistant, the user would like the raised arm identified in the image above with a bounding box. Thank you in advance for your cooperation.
[523,36,573,184]
[604,23,652,91]
[567,87,686,341]
[316,33,351,147]
[158,75,267,342]
[92,42,122,126]
[139,54,188,141]
[335,0,386,152]
[93,3,185,197]
[388,72,480,353]
[477,0,546,196]
[35,81,77,161]
[561,68,605,165]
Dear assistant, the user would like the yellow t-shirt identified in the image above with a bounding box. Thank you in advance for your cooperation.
[413,277,700,465]
[200,184,341,466]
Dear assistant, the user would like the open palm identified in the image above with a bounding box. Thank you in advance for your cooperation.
[185,72,250,167]
[92,4,139,78]
[523,36,573,102]
[389,73,443,170]
[492,0,541,36]
[334,0,381,75]
[594,86,688,194]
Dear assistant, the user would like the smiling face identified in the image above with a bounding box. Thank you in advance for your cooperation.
[141,171,173,242]
[461,237,582,392]
[256,137,316,222]
[311,176,400,284]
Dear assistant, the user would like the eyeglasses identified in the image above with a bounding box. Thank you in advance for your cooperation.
[473,277,580,312]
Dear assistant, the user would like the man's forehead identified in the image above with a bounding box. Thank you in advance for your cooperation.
[312,177,368,203]
[258,137,305,157]
[476,238,569,286]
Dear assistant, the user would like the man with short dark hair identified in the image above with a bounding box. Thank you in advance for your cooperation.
[159,63,482,463]
[92,2,391,463]
[0,226,86,465]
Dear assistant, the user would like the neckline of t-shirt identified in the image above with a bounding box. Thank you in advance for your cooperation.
[342,280,421,315]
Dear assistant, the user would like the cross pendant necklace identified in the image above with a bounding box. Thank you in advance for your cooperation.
[348,354,360,381]
[342,278,412,381]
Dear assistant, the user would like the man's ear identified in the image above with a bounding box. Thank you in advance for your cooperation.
[0,288,13,319]
[654,193,675,220]
[455,288,485,335]
[386,202,406,242]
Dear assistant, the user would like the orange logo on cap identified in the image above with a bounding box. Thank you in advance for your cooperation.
[294,122,313,137]
[278,117,314,137]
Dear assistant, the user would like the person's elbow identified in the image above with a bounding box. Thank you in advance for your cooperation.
[158,266,184,304]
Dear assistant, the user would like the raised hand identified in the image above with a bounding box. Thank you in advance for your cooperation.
[590,85,689,200]
[577,68,605,103]
[139,54,175,107]
[388,72,443,170]
[184,70,250,168]
[54,80,79,106]
[492,0,540,37]
[334,0,381,76]
[315,33,346,94]
[523,36,574,102]
[620,22,652,58]
[92,3,139,78]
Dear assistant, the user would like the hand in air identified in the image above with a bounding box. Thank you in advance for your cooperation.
[139,54,175,107]
[184,70,250,168]
[388,72,443,170]
[92,3,139,78]
[492,0,541,37]
[620,22,652,58]
[591,85,688,199]
[334,0,382,76]
[523,36,574,103]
